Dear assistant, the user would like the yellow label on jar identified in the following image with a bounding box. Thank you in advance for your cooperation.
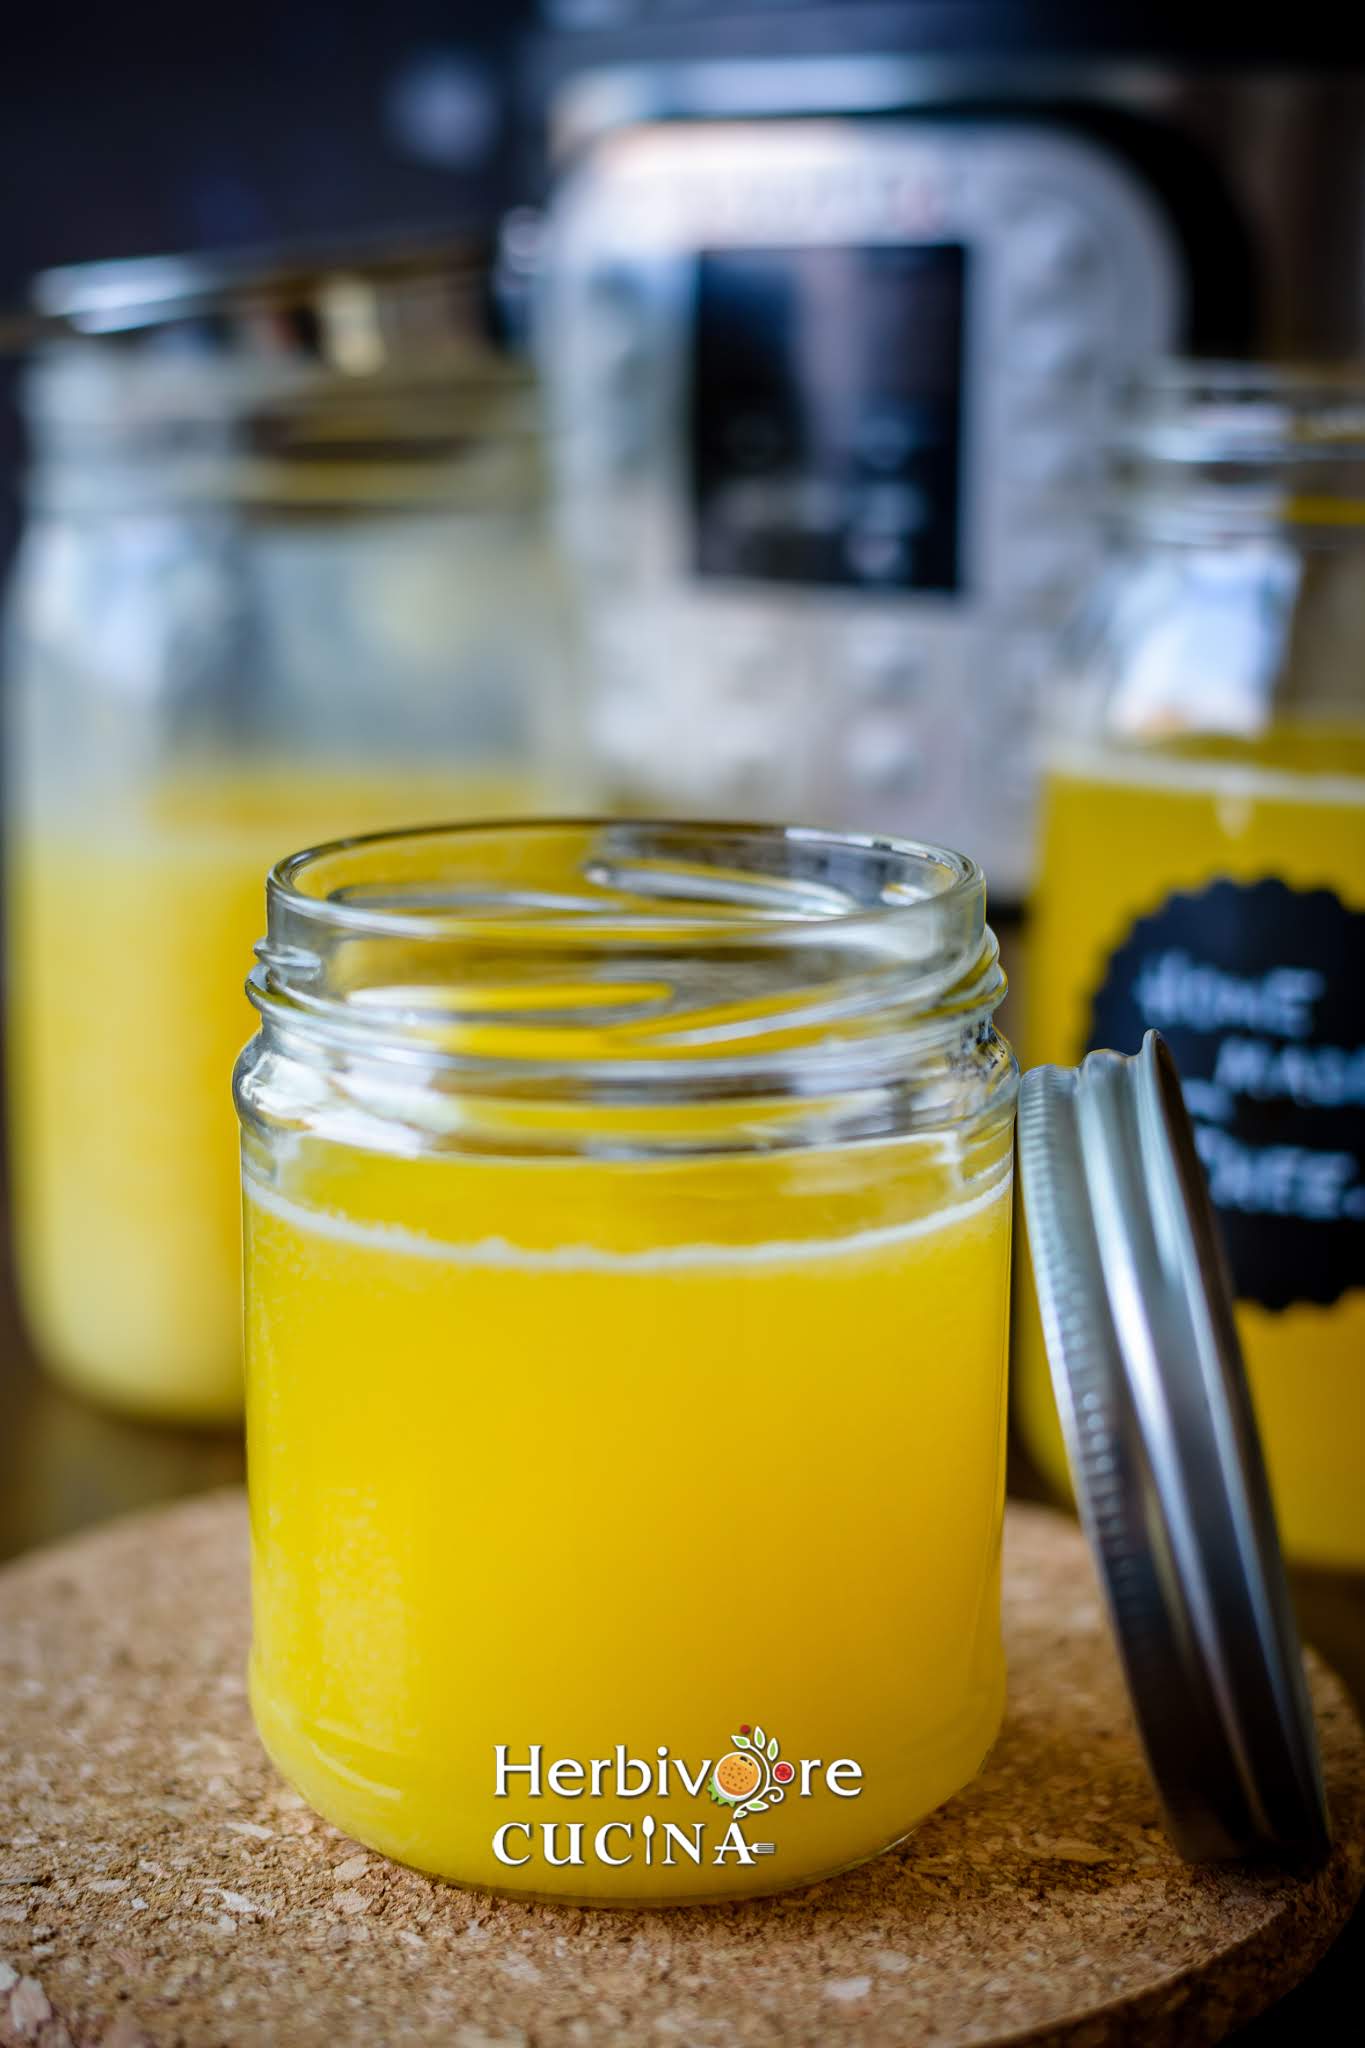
[1018,726,1365,1568]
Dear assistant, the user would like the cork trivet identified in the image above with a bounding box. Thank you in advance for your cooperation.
[1,1496,1361,2048]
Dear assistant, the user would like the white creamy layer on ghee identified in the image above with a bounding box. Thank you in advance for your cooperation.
[242,1158,1012,1271]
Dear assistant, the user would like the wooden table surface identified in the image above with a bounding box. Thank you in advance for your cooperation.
[1,1242,1361,2044]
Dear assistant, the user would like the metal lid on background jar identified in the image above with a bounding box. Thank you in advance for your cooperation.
[1017,1030,1330,1865]
[8,235,543,511]
[24,233,499,369]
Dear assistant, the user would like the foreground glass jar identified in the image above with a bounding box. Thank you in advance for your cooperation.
[236,819,1017,1903]
[5,242,578,1423]
[1017,364,1365,1570]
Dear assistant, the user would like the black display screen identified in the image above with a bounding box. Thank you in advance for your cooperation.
[690,243,966,591]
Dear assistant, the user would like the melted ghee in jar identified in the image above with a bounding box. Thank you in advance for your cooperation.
[244,1129,1013,1901]
[7,766,540,1421]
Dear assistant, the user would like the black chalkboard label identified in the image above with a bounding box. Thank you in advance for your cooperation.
[1088,877,1365,1312]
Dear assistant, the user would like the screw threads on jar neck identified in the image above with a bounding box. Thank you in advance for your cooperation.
[238,819,1016,1155]
[1109,362,1365,547]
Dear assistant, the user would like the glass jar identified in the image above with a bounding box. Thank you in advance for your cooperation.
[235,819,1017,1903]
[1017,364,1365,1570]
[5,242,579,1423]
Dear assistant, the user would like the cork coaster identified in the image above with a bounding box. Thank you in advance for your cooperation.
[1,1496,1361,2048]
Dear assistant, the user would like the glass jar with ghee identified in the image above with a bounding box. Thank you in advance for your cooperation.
[5,241,578,1423]
[235,819,1017,1902]
[1017,364,1365,1570]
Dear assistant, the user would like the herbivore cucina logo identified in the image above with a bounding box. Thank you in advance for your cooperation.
[492,1720,863,1871]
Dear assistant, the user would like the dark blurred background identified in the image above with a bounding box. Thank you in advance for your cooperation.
[0,5,529,277]
[0,2,535,571]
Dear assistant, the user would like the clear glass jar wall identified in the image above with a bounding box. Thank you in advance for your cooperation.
[4,246,580,1421]
[1017,364,1365,1568]
[235,819,1018,1903]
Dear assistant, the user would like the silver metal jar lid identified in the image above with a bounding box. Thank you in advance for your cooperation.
[26,234,494,358]
[1018,1030,1330,1865]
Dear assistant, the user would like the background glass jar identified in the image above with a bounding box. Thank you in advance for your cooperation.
[235,819,1018,1904]
[4,242,580,1423]
[1016,364,1365,1570]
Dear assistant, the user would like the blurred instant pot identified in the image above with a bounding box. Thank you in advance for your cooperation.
[531,3,1365,900]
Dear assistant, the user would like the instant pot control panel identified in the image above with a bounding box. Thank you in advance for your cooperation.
[542,119,1181,897]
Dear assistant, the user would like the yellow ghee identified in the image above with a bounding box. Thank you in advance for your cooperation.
[1018,727,1365,1568]
[6,765,538,1422]
[244,1133,1012,1902]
